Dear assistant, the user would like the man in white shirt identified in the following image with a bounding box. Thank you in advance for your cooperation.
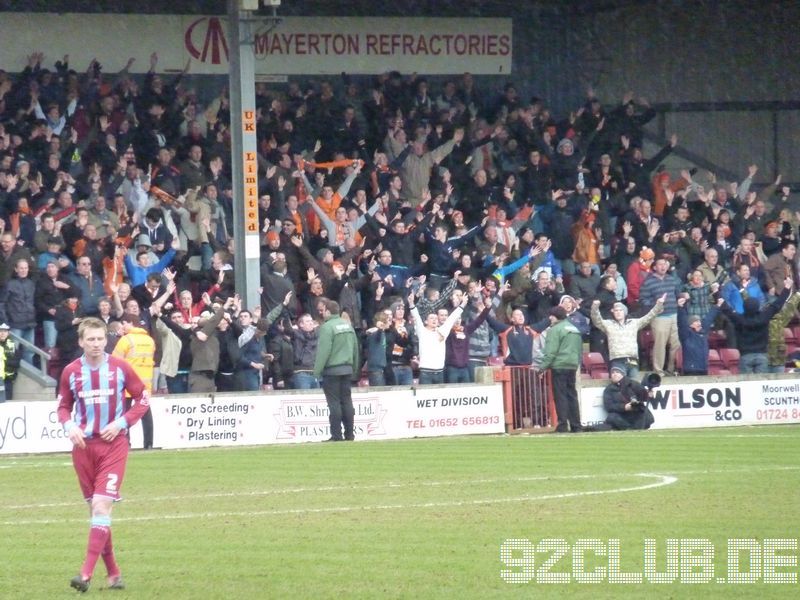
[409,291,467,384]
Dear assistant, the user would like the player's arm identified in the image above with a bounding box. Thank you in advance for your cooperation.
[57,372,86,449]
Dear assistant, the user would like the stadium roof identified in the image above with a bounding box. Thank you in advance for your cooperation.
[1,0,660,17]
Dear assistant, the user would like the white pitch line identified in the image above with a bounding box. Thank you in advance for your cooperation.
[1,473,654,510]
[5,465,799,511]
[1,473,677,526]
[0,461,72,469]
[663,465,800,476]
[650,433,794,438]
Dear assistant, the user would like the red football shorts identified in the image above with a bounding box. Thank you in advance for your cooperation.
[72,434,129,502]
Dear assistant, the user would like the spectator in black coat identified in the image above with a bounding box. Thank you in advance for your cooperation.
[719,278,791,374]
[601,366,655,430]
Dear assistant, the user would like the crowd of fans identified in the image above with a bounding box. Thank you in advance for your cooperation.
[0,50,798,403]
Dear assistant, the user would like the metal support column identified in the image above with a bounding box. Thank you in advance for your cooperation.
[228,0,262,311]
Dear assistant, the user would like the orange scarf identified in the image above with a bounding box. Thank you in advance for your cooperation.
[103,254,125,297]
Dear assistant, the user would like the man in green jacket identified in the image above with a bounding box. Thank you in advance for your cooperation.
[313,299,360,441]
[540,306,584,433]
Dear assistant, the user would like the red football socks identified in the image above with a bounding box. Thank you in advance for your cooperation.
[80,522,110,579]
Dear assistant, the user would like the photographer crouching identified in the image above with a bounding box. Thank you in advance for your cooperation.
[600,367,657,430]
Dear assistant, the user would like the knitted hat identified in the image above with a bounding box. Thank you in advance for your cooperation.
[559,294,576,307]
[610,365,626,376]
[612,302,629,318]
[688,314,701,326]
[556,138,574,153]
[639,247,655,261]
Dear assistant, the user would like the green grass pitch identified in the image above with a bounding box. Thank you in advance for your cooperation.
[1,426,799,598]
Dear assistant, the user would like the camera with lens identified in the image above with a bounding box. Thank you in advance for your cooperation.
[629,373,661,409]
[641,373,661,390]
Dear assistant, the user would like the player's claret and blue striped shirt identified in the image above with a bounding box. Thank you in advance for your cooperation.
[57,354,148,439]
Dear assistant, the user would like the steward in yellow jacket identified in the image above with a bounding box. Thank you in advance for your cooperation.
[113,313,156,448]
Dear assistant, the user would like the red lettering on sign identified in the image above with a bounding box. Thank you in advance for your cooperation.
[185,17,229,65]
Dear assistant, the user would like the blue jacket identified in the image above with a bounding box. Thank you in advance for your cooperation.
[721,277,764,314]
[424,225,481,276]
[68,272,106,316]
[492,251,533,285]
[365,329,388,371]
[677,306,718,374]
[532,250,563,279]
[37,251,74,272]
[124,248,176,287]
[237,330,265,371]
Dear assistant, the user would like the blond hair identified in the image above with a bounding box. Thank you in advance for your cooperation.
[78,317,108,340]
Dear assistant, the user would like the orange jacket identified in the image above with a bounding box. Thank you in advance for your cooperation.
[652,173,688,217]
[571,212,599,265]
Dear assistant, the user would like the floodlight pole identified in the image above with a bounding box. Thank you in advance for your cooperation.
[227,0,262,311]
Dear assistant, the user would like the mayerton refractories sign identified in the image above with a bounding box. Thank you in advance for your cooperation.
[579,378,800,429]
[0,14,511,75]
[0,384,505,454]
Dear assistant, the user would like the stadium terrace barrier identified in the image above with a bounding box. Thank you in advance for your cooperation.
[492,366,557,432]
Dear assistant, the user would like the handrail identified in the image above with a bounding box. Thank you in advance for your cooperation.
[8,331,51,380]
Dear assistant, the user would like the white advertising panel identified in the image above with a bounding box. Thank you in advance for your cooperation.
[0,398,145,455]
[0,15,512,75]
[152,385,505,448]
[0,401,71,455]
[579,378,800,429]
[0,384,504,454]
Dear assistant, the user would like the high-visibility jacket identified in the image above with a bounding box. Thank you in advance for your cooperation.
[113,327,155,393]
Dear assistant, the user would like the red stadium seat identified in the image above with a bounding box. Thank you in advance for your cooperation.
[638,328,654,368]
[708,330,727,349]
[707,349,724,370]
[784,328,798,346]
[675,348,683,372]
[46,348,65,381]
[582,352,606,377]
[718,348,740,374]
[592,371,610,380]
[487,356,505,367]
[708,366,731,376]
